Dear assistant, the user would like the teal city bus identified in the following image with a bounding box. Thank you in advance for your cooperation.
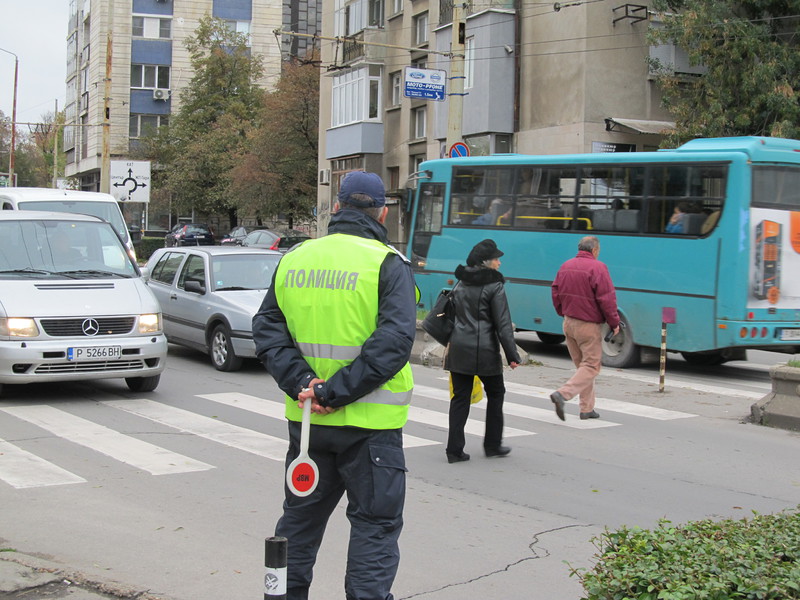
[408,136,800,367]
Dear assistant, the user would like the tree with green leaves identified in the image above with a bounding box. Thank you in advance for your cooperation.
[649,1,800,147]
[144,16,264,222]
[232,55,320,229]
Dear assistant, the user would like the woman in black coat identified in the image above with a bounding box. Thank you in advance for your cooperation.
[444,239,521,463]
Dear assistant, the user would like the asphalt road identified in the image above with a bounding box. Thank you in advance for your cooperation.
[0,340,797,600]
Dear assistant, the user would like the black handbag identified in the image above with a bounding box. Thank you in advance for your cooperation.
[421,284,458,346]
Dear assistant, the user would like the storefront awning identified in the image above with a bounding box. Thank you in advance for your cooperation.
[604,117,676,135]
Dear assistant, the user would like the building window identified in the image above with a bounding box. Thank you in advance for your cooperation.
[411,154,426,174]
[390,71,402,106]
[411,57,426,70]
[129,114,169,139]
[224,20,251,44]
[413,12,429,46]
[331,66,382,127]
[335,0,366,36]
[368,0,383,26]
[412,106,426,139]
[132,16,172,39]
[130,64,170,89]
[465,37,475,89]
[391,0,403,16]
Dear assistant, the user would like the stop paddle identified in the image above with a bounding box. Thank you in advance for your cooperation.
[286,392,319,496]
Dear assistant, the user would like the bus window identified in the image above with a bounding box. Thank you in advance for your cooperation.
[411,182,445,265]
[752,166,800,209]
[645,165,726,234]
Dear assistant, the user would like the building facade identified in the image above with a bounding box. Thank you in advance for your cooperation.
[316,0,691,245]
[64,0,319,230]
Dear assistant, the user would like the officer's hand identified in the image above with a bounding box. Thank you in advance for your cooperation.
[299,378,336,414]
[509,361,519,369]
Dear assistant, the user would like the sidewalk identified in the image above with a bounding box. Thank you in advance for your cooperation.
[0,547,171,599]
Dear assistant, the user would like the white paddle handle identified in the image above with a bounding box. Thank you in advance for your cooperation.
[299,390,312,456]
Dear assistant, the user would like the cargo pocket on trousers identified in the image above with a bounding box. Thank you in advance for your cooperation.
[368,443,407,519]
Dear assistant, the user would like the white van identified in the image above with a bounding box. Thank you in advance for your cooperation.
[0,211,167,396]
[0,187,134,258]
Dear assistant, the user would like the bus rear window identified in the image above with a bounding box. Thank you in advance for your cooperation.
[752,166,800,209]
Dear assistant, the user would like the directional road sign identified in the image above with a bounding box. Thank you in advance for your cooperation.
[404,67,447,102]
[110,160,151,203]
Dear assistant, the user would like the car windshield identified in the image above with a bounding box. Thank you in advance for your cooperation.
[0,219,137,279]
[17,200,129,242]
[210,253,280,291]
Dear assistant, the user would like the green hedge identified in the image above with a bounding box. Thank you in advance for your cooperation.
[573,507,800,600]
[135,237,165,263]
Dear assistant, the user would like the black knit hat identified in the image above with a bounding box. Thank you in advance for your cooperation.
[466,239,504,267]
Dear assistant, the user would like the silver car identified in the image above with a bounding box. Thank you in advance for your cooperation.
[143,246,281,371]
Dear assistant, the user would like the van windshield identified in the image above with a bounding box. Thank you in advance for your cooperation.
[17,200,129,242]
[0,219,137,279]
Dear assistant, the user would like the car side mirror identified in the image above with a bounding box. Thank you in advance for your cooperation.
[184,280,206,295]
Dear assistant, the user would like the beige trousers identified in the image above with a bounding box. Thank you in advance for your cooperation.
[557,316,602,413]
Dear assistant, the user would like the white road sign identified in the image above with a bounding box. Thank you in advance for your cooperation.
[110,160,151,203]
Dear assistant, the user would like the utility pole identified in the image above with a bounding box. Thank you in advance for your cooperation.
[445,2,466,151]
[52,99,59,187]
[100,31,112,193]
[0,48,19,185]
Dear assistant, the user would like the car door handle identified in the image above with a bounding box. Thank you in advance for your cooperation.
[170,293,177,300]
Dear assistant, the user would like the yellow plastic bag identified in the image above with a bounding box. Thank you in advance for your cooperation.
[449,374,484,404]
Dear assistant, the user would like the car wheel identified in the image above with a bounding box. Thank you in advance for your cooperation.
[210,324,243,372]
[601,315,640,368]
[125,374,161,392]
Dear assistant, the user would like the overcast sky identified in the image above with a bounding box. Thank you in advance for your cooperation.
[0,1,70,125]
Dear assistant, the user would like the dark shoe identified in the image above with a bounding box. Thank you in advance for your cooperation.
[580,410,600,420]
[446,452,470,463]
[550,391,567,421]
[484,445,511,458]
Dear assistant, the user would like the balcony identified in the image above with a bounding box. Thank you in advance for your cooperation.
[341,28,388,64]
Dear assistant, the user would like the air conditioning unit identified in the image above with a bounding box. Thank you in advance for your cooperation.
[318,168,331,186]
[153,88,170,101]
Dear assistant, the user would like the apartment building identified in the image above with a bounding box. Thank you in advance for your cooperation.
[316,1,692,243]
[63,0,319,229]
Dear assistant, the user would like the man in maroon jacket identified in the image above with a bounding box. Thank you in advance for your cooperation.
[550,236,620,420]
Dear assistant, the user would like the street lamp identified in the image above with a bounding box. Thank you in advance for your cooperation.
[0,47,18,186]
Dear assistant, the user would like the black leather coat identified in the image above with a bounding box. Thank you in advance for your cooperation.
[444,264,521,376]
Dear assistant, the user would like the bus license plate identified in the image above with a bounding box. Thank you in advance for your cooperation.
[67,346,122,361]
[780,329,800,341]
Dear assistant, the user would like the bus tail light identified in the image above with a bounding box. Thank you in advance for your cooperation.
[740,327,748,338]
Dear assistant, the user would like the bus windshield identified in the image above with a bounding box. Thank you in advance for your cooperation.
[409,137,800,368]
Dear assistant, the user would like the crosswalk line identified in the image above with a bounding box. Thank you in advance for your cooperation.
[103,399,288,460]
[0,438,87,489]
[502,382,696,420]
[198,392,439,448]
[0,406,213,476]
[415,384,618,429]
[408,405,534,437]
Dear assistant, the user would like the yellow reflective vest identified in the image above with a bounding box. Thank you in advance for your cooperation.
[275,234,413,429]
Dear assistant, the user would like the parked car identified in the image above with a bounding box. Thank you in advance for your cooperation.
[165,223,215,247]
[142,246,281,371]
[0,210,167,396]
[241,228,311,253]
[219,226,251,246]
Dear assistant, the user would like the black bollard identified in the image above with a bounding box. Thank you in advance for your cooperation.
[264,536,288,599]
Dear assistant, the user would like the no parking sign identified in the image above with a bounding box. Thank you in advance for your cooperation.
[449,142,470,158]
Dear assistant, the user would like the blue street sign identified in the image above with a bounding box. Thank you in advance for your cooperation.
[404,67,447,102]
[449,142,470,158]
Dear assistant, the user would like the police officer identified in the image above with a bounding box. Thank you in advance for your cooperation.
[252,171,417,600]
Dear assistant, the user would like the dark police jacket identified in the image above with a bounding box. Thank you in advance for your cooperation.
[252,208,417,409]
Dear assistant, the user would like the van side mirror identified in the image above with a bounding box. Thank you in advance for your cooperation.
[184,280,206,295]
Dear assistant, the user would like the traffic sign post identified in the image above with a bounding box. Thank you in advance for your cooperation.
[449,142,470,158]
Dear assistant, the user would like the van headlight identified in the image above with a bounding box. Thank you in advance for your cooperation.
[0,317,40,337]
[138,313,162,334]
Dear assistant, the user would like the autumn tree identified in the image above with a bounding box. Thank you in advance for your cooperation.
[0,109,54,187]
[232,55,320,228]
[144,16,264,221]
[649,1,800,147]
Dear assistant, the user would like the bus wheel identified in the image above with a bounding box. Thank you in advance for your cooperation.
[536,332,565,345]
[601,317,640,368]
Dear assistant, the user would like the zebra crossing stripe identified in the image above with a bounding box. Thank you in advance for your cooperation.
[414,384,618,429]
[198,392,439,448]
[103,399,288,460]
[0,438,86,489]
[408,405,534,437]
[0,406,213,476]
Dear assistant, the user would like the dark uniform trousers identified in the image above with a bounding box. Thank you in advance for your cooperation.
[276,422,406,600]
